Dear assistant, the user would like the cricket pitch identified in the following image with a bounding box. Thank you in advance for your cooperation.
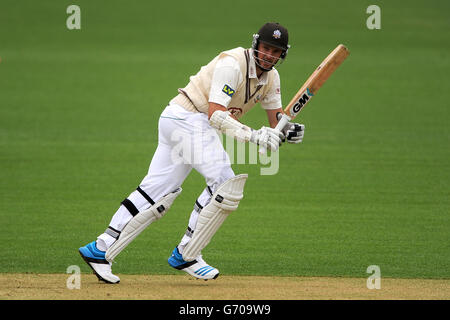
[0,274,448,300]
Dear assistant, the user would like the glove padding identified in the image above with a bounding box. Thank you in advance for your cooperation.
[250,126,285,152]
[277,112,305,144]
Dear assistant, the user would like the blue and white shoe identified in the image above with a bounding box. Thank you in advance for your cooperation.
[168,247,219,280]
[79,241,120,284]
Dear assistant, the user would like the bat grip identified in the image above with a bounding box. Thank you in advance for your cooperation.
[258,114,291,155]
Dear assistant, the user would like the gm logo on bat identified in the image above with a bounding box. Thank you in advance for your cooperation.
[292,88,314,114]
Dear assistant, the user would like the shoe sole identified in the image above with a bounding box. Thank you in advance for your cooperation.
[194,273,220,281]
[78,250,120,284]
[182,267,220,281]
[211,273,220,280]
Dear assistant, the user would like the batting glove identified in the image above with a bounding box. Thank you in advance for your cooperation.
[277,112,305,144]
[250,126,285,152]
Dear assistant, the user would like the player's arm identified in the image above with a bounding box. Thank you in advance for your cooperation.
[209,103,284,151]
[208,57,283,151]
[265,108,283,128]
[208,102,238,121]
[261,71,305,144]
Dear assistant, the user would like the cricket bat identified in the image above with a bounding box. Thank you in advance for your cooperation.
[260,44,350,154]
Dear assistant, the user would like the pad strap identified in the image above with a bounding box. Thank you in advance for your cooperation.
[106,188,182,262]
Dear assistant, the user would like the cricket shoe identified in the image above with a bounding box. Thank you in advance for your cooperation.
[168,247,219,280]
[79,241,120,284]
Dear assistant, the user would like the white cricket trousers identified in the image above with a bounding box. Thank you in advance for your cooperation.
[97,103,235,252]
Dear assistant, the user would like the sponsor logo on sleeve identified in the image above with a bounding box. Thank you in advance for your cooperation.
[222,84,235,97]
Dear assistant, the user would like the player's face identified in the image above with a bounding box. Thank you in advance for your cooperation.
[256,43,283,70]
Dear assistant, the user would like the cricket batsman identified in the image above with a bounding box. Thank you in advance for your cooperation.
[79,22,305,283]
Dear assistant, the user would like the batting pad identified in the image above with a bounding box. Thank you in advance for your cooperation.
[106,188,182,262]
[182,174,248,261]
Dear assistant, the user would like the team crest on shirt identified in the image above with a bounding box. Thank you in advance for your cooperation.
[222,84,235,97]
[229,107,242,118]
[273,30,281,39]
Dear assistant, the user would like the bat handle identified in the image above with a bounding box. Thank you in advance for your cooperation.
[258,114,291,155]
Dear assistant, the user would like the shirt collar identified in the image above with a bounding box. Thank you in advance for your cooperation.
[248,49,269,85]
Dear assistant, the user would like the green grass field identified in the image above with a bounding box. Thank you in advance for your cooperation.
[1,0,449,280]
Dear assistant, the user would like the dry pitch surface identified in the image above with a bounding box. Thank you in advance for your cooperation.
[0,274,449,300]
